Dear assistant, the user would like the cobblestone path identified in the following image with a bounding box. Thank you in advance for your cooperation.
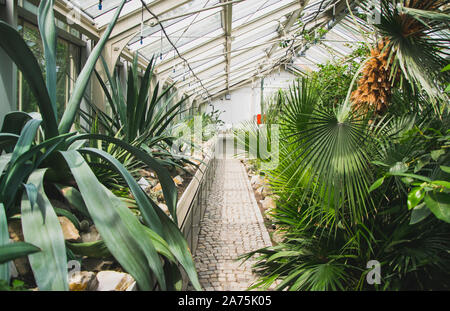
[192,159,272,291]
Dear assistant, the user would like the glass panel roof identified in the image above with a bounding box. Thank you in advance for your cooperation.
[70,0,374,100]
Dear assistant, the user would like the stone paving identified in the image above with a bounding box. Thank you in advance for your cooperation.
[192,158,272,291]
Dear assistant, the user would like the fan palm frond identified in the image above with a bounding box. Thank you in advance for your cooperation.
[275,78,376,225]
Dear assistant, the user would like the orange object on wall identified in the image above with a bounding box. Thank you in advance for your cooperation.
[257,114,262,124]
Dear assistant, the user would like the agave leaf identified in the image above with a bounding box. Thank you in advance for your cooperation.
[66,240,111,259]
[54,208,80,231]
[126,55,138,141]
[0,112,32,136]
[68,134,178,224]
[58,0,127,134]
[0,22,58,138]
[136,55,155,134]
[0,132,75,209]
[397,4,450,23]
[21,169,69,290]
[0,134,19,154]
[163,260,183,291]
[78,148,162,234]
[0,242,41,266]
[60,150,166,290]
[153,205,202,291]
[37,0,57,117]
[78,147,201,290]
[10,118,41,164]
[0,203,9,281]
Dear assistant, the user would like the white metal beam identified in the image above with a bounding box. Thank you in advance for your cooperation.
[221,0,232,90]
[102,0,190,41]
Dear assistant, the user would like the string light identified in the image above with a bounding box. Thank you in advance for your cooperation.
[98,0,102,10]
[139,0,211,99]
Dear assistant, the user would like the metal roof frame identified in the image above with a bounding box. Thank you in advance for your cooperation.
[51,0,372,102]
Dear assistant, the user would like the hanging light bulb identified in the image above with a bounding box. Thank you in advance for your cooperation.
[98,0,102,10]
[140,4,144,45]
[159,30,163,60]
[332,4,336,22]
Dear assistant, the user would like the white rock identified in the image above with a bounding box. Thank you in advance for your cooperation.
[173,175,184,185]
[262,197,276,210]
[81,225,101,243]
[262,185,272,197]
[250,175,260,185]
[126,282,137,291]
[69,271,98,291]
[137,177,150,190]
[158,203,170,216]
[96,271,135,291]
[252,175,266,190]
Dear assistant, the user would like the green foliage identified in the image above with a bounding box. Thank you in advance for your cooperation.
[310,43,369,108]
[0,0,200,291]
[0,279,29,291]
[369,117,450,224]
[81,53,199,185]
[375,0,450,110]
[242,42,449,290]
[87,53,187,147]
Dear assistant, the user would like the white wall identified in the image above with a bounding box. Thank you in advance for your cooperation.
[207,69,296,126]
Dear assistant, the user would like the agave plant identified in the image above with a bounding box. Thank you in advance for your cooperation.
[80,53,200,179]
[0,0,200,291]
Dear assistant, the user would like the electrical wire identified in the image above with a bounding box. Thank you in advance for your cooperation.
[139,0,212,99]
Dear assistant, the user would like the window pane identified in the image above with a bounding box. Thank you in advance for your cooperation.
[17,20,81,121]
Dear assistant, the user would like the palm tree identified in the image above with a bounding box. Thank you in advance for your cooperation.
[351,0,449,114]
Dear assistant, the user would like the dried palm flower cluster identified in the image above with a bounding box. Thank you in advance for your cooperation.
[351,39,395,114]
[351,0,447,114]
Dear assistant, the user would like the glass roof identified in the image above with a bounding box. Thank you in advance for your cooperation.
[70,0,374,100]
